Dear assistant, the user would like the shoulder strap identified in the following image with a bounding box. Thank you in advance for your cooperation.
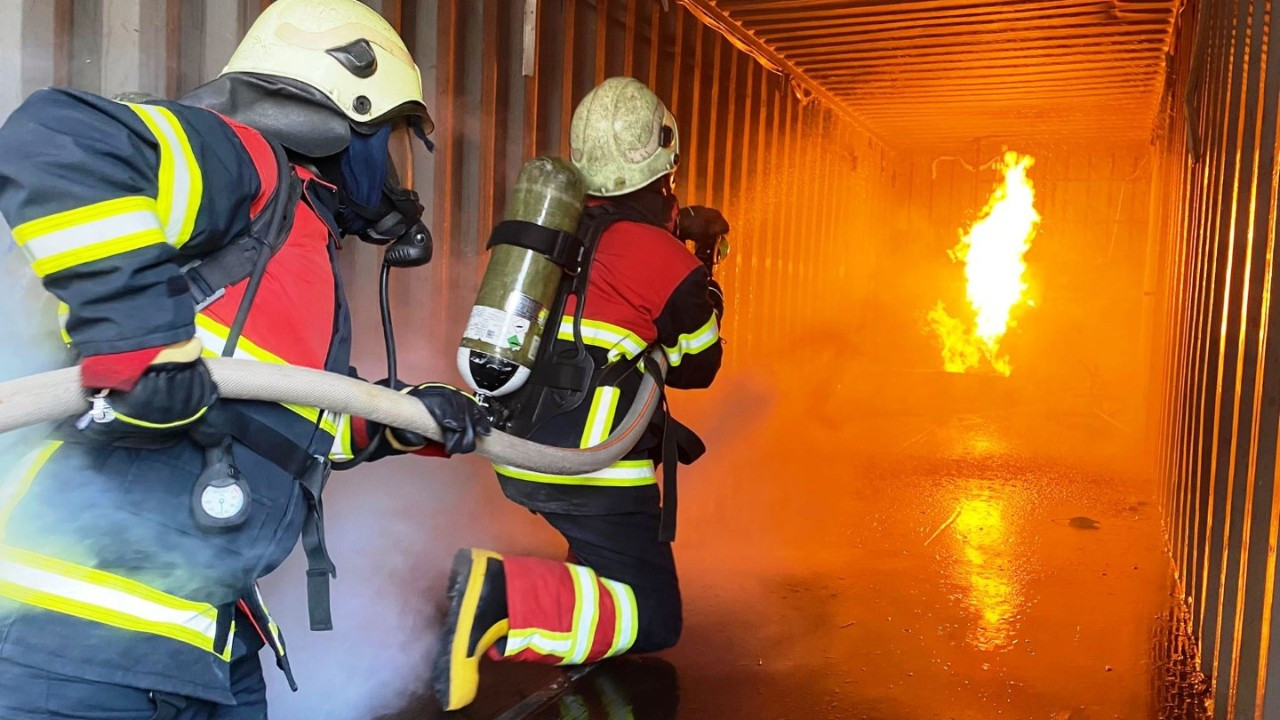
[184,139,303,315]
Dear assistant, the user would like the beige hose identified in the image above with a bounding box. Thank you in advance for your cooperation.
[0,353,664,475]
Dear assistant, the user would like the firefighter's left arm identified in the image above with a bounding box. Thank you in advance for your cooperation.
[656,266,724,390]
[0,90,259,372]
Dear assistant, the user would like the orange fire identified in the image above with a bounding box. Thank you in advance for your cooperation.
[929,151,1039,376]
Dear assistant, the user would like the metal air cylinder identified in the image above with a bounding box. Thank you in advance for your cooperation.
[457,157,586,396]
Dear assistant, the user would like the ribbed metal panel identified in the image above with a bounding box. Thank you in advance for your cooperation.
[1150,0,1280,716]
[393,0,895,373]
[0,0,897,395]
[702,0,1180,148]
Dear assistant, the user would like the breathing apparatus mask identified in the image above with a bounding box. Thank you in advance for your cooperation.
[334,117,434,268]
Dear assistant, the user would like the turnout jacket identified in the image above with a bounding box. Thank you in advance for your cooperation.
[495,202,723,515]
[0,88,364,702]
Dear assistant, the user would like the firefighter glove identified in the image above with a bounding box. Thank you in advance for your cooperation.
[392,383,492,456]
[76,340,218,448]
[677,205,730,243]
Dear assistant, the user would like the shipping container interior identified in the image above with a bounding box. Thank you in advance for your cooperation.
[5,0,1280,718]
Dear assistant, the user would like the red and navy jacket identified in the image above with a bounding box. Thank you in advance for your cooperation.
[0,87,361,701]
[494,198,723,515]
[0,88,365,461]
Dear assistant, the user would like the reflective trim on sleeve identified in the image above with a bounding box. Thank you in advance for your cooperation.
[11,196,166,277]
[0,544,231,660]
[579,386,621,449]
[558,317,648,361]
[662,314,720,367]
[494,459,657,487]
[600,578,639,659]
[126,103,203,248]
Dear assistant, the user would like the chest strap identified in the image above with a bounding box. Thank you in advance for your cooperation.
[211,404,336,633]
[184,138,302,316]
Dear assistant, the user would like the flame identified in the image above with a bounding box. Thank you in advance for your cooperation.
[929,151,1039,376]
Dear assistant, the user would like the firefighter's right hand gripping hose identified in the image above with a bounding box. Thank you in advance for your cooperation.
[0,351,667,476]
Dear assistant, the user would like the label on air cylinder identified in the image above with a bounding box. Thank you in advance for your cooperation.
[464,301,544,356]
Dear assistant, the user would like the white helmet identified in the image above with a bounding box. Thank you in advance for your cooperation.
[570,77,679,197]
[225,0,426,126]
[183,0,430,157]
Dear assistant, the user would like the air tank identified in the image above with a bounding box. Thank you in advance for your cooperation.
[457,157,586,396]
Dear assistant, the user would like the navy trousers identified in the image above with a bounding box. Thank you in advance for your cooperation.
[0,631,268,720]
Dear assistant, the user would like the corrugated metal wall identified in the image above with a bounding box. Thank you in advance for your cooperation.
[1150,0,1280,716]
[0,0,896,381]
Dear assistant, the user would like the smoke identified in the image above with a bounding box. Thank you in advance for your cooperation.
[0,219,68,465]
[261,242,555,719]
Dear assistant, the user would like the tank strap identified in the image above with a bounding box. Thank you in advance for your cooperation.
[183,138,302,318]
[488,220,584,271]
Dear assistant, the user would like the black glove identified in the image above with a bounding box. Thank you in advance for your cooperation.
[677,206,730,243]
[390,383,492,456]
[77,361,218,448]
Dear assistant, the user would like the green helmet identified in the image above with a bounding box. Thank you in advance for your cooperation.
[570,77,679,197]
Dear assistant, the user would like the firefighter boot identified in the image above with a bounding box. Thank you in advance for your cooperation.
[432,548,509,711]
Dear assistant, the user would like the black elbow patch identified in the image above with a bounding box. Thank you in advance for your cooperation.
[166,275,190,298]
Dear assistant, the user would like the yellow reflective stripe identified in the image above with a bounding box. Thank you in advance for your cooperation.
[222,619,236,661]
[33,230,166,278]
[663,314,720,367]
[194,315,339,435]
[12,196,166,278]
[558,316,648,361]
[329,414,355,463]
[505,628,575,659]
[56,302,71,345]
[494,459,657,487]
[127,103,203,248]
[0,441,62,539]
[11,195,156,241]
[579,386,620,449]
[112,405,209,430]
[567,565,601,665]
[601,578,638,658]
[254,584,285,657]
[0,544,225,657]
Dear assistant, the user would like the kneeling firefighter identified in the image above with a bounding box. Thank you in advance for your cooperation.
[0,1,490,717]
[433,76,729,711]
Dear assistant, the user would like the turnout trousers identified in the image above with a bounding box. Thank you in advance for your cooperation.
[494,510,682,665]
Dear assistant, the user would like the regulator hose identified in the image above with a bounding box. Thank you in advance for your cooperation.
[0,352,665,476]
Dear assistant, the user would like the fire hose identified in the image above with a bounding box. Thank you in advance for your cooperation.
[0,352,666,475]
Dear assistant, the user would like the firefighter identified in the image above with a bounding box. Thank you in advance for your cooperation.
[432,77,727,711]
[0,1,489,718]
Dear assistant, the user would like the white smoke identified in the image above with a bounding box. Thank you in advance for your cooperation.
[261,251,556,719]
[0,220,69,463]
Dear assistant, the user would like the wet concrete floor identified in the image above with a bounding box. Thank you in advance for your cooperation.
[385,369,1175,719]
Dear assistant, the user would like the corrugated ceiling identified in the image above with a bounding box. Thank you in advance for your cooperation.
[704,0,1180,147]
